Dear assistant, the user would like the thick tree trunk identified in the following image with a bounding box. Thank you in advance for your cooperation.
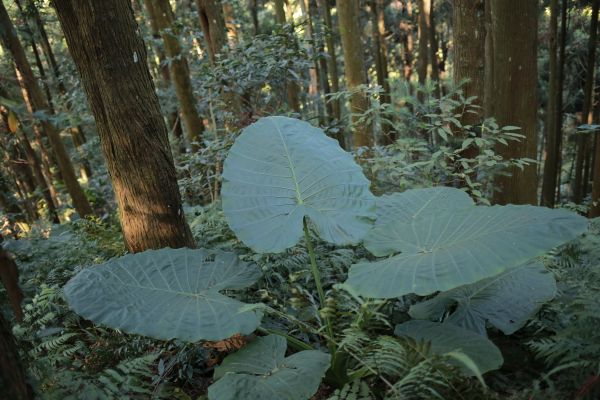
[541,0,560,207]
[453,0,485,186]
[0,0,93,217]
[573,0,598,203]
[337,0,372,148]
[146,0,204,151]
[416,0,430,86]
[0,312,33,400]
[488,0,538,205]
[52,0,196,252]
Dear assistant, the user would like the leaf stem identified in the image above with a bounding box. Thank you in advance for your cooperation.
[303,218,335,349]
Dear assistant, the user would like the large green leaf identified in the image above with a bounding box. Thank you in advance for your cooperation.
[375,187,474,224]
[409,261,557,335]
[221,116,375,253]
[208,335,330,400]
[63,248,262,342]
[394,320,503,375]
[346,199,586,298]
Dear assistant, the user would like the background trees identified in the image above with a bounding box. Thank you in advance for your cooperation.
[1,1,600,397]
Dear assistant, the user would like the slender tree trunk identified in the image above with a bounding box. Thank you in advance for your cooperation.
[428,3,440,98]
[337,0,372,148]
[554,0,568,203]
[222,1,238,46]
[488,0,538,205]
[0,312,33,400]
[0,0,93,217]
[22,0,92,179]
[317,0,341,125]
[248,0,259,35]
[143,0,184,152]
[146,0,204,151]
[310,0,333,123]
[52,0,196,252]
[0,248,24,321]
[573,0,598,203]
[274,0,301,112]
[196,0,227,65]
[370,0,393,144]
[400,0,414,81]
[541,0,560,207]
[416,0,430,86]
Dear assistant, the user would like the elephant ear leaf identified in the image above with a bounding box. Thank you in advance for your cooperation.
[410,261,557,335]
[221,116,375,253]
[395,320,503,375]
[208,335,331,400]
[64,248,263,342]
[376,187,474,224]
[346,190,587,298]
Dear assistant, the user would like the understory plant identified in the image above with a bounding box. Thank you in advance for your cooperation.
[63,116,588,399]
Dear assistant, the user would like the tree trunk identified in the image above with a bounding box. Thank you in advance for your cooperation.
[573,0,598,203]
[52,0,196,252]
[274,0,301,112]
[196,0,228,65]
[554,0,568,203]
[428,3,440,98]
[146,0,204,151]
[337,0,372,148]
[541,0,560,207]
[22,0,93,179]
[488,0,538,205]
[317,0,341,125]
[0,248,24,322]
[310,0,333,124]
[400,0,414,81]
[370,0,393,144]
[222,1,238,46]
[142,0,184,153]
[0,312,33,400]
[248,0,259,35]
[416,0,430,86]
[0,0,93,217]
[453,0,485,185]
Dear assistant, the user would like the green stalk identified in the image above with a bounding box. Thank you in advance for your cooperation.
[303,218,335,348]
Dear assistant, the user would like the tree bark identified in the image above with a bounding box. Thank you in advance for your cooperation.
[400,0,414,81]
[541,0,560,207]
[0,311,33,400]
[370,0,393,144]
[488,0,538,205]
[0,0,93,217]
[196,0,228,65]
[428,3,440,98]
[554,0,568,203]
[573,0,598,203]
[146,0,204,151]
[222,1,238,46]
[248,0,259,35]
[0,248,24,322]
[337,0,372,148]
[52,0,196,252]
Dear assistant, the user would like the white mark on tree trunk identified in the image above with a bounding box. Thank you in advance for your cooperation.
[133,51,138,63]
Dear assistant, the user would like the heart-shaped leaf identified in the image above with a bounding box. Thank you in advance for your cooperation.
[64,248,262,342]
[221,116,375,253]
[409,261,557,335]
[375,187,474,224]
[346,192,586,297]
[395,320,503,375]
[209,335,330,400]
